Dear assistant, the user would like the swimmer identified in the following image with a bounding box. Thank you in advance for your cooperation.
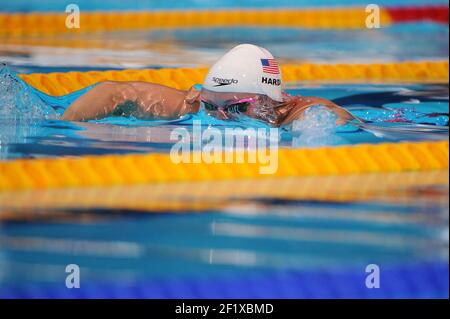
[62,44,356,126]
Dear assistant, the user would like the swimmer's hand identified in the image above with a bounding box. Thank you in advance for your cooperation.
[62,81,200,121]
[276,96,359,126]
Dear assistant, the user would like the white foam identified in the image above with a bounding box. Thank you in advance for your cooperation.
[291,105,339,147]
[0,64,57,120]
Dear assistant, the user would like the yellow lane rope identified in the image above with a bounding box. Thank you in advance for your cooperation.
[0,170,447,220]
[0,7,393,36]
[19,61,449,96]
[0,141,448,191]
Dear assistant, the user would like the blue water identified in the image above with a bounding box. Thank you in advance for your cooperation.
[0,65,448,160]
[0,0,448,12]
[0,182,448,298]
[4,23,449,73]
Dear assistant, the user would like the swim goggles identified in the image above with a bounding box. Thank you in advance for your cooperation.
[200,97,257,114]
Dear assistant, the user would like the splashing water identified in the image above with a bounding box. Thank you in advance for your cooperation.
[353,107,449,126]
[0,64,58,120]
[0,64,60,159]
[291,105,342,147]
[292,105,338,134]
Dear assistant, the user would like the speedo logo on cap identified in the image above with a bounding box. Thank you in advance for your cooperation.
[262,77,281,86]
[212,77,238,87]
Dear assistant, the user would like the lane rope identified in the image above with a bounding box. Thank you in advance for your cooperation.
[1,6,448,36]
[19,60,450,96]
[0,141,448,191]
[0,171,447,217]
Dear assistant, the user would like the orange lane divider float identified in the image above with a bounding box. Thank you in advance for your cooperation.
[0,141,448,191]
[0,5,447,36]
[0,171,448,218]
[18,61,450,96]
[0,7,393,36]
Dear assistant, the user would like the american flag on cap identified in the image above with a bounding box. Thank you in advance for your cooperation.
[261,58,279,75]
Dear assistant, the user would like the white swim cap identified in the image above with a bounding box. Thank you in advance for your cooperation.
[203,44,283,102]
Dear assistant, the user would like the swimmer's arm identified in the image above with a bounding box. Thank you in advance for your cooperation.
[278,96,358,126]
[62,82,129,121]
[62,81,200,121]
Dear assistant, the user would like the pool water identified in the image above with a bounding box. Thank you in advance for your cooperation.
[1,0,448,12]
[0,65,448,160]
[3,23,449,73]
[0,74,448,298]
[0,170,448,298]
[0,0,449,298]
